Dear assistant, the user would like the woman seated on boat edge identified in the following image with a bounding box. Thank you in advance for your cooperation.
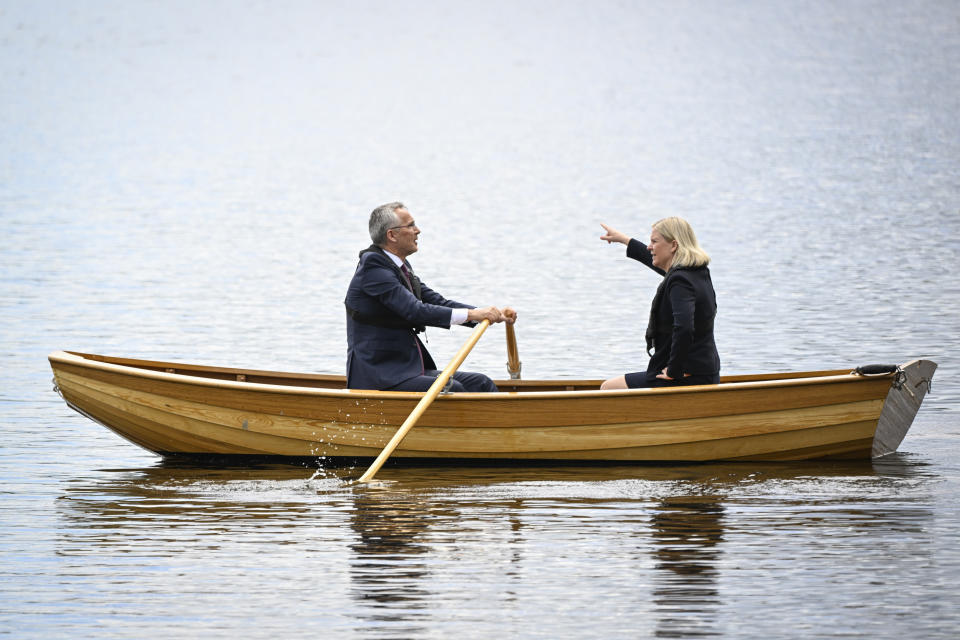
[598,217,720,390]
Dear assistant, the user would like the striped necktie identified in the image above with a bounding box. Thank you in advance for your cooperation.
[400,263,414,291]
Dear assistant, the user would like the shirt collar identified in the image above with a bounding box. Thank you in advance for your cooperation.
[383,249,405,268]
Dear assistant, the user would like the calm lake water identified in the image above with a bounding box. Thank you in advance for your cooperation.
[2,1,959,638]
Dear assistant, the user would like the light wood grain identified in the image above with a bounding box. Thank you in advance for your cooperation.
[505,323,521,380]
[50,351,935,462]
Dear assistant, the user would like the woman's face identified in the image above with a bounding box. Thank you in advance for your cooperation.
[648,229,677,271]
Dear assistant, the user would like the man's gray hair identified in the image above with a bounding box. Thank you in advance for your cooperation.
[369,201,405,246]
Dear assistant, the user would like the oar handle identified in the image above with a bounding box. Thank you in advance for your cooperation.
[358,319,491,482]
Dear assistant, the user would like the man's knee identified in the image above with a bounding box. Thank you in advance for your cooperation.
[454,371,498,392]
[475,374,498,392]
[443,378,467,392]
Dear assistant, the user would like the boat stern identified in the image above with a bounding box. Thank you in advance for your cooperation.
[872,359,937,457]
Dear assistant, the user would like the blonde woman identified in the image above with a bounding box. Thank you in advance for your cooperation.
[599,217,720,390]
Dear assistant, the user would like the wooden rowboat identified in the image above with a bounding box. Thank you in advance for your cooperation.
[49,350,936,463]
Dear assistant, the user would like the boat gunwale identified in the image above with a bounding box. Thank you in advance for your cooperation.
[49,350,886,401]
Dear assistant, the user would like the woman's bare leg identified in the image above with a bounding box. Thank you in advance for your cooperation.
[600,375,629,390]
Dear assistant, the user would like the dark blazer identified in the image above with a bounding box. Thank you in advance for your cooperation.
[627,238,720,381]
[344,246,474,390]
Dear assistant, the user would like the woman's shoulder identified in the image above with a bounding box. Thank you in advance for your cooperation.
[666,265,711,286]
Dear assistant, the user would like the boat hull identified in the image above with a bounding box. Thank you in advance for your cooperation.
[49,351,936,463]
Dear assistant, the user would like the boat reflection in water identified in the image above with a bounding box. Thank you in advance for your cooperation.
[53,458,934,636]
[650,495,725,638]
[348,489,450,637]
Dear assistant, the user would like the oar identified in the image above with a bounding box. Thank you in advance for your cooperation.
[506,322,521,380]
[357,319,491,483]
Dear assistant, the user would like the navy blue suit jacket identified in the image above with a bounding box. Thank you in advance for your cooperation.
[627,239,720,381]
[345,246,474,390]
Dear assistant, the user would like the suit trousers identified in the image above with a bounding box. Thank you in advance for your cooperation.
[386,369,498,393]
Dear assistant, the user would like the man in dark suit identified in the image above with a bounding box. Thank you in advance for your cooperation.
[345,202,516,391]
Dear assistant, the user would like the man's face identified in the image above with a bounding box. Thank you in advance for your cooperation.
[388,207,420,257]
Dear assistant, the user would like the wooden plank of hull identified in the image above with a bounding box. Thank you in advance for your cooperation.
[58,368,884,447]
[65,349,853,390]
[52,357,892,428]
[61,378,880,461]
[68,392,267,455]
[59,376,361,457]
[55,365,887,461]
[386,422,880,461]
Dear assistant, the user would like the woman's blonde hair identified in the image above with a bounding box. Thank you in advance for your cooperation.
[652,216,710,268]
